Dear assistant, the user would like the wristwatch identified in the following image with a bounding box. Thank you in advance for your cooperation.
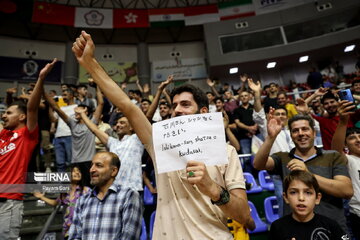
[211,186,230,206]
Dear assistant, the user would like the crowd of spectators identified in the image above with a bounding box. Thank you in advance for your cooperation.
[0,32,360,239]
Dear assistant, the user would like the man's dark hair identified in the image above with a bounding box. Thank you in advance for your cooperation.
[288,114,315,131]
[206,91,215,96]
[9,102,27,115]
[283,170,320,195]
[50,90,57,95]
[133,90,142,98]
[63,88,75,97]
[77,104,93,115]
[170,84,209,110]
[274,106,288,114]
[107,152,121,170]
[76,84,88,90]
[277,91,287,98]
[214,96,224,103]
[159,101,170,107]
[346,127,360,138]
[320,91,338,104]
[141,99,152,104]
[351,79,360,87]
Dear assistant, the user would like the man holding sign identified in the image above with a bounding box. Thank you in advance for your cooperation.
[72,31,253,239]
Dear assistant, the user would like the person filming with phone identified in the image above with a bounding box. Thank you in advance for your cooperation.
[296,89,360,150]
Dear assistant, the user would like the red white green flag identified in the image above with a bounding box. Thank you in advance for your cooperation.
[218,0,255,21]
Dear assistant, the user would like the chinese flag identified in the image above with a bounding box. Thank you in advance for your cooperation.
[113,9,149,28]
[32,1,75,26]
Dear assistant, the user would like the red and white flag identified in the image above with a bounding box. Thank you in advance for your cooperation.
[113,9,149,28]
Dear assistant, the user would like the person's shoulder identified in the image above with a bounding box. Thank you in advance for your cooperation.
[313,213,343,228]
[271,214,292,226]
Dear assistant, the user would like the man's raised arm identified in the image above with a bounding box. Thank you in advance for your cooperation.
[27,59,57,131]
[146,75,173,121]
[72,31,151,145]
[252,108,282,171]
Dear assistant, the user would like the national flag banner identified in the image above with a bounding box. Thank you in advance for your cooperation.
[75,7,113,29]
[184,4,219,26]
[218,0,255,21]
[148,8,185,27]
[32,1,75,26]
[113,9,149,28]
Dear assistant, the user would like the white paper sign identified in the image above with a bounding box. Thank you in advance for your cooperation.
[152,112,228,174]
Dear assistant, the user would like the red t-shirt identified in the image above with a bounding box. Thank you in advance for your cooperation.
[312,114,354,150]
[0,125,39,200]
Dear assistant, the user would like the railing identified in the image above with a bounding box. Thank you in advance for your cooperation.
[35,204,61,240]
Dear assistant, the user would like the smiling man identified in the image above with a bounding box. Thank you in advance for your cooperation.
[72,31,252,239]
[69,151,142,240]
[253,114,353,233]
[0,59,56,239]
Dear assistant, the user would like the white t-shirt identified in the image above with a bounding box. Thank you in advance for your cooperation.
[346,154,360,217]
[54,104,77,138]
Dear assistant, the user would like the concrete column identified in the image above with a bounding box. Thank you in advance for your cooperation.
[137,42,151,86]
[63,41,78,85]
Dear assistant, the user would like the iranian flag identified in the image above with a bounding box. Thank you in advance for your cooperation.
[32,2,75,26]
[184,5,219,26]
[218,0,255,21]
[113,9,149,28]
[148,8,185,27]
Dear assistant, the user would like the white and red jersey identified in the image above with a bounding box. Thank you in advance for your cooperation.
[0,125,39,200]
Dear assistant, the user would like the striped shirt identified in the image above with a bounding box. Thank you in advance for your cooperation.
[68,183,142,240]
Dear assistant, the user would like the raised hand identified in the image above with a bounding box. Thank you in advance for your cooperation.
[74,106,87,114]
[206,78,215,87]
[337,100,355,120]
[248,78,261,94]
[72,31,95,66]
[295,98,310,114]
[240,74,248,83]
[143,83,150,93]
[39,58,57,81]
[267,108,282,138]
[314,87,329,97]
[159,74,173,89]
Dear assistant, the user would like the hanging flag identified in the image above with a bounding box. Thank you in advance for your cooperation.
[184,5,219,26]
[148,8,185,27]
[218,0,255,21]
[32,1,75,26]
[113,9,149,28]
[75,7,113,29]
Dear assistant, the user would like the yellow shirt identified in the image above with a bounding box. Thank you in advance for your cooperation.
[285,103,298,119]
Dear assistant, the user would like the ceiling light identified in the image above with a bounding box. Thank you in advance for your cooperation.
[299,56,309,63]
[344,45,355,52]
[229,67,238,74]
[267,62,276,69]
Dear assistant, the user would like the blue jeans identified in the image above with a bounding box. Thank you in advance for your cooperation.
[54,136,72,172]
[239,138,252,173]
[271,174,284,217]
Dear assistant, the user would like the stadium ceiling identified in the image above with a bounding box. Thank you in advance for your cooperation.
[51,0,224,9]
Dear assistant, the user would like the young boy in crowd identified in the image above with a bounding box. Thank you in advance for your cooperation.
[269,170,348,240]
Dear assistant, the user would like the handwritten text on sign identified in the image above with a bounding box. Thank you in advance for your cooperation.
[152,112,227,174]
